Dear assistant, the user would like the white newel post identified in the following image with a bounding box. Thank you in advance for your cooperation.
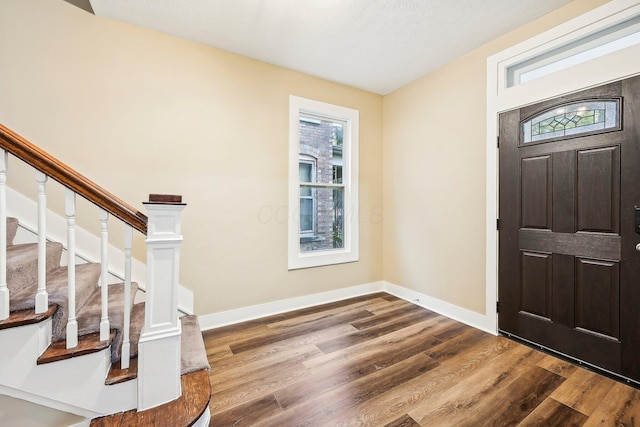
[137,195,186,410]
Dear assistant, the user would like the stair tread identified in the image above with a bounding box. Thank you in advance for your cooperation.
[9,262,102,347]
[76,282,138,361]
[9,263,100,313]
[0,305,57,330]
[38,330,116,364]
[180,315,210,375]
[109,298,143,364]
[37,284,144,366]
[104,302,145,384]
[105,357,138,386]
[50,264,102,341]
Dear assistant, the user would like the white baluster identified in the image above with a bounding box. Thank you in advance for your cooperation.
[35,172,48,314]
[65,189,78,348]
[121,225,132,369]
[99,209,109,341]
[0,150,8,320]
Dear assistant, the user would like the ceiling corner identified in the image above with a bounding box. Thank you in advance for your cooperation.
[61,0,94,14]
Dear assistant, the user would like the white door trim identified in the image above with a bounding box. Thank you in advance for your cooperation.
[485,0,640,334]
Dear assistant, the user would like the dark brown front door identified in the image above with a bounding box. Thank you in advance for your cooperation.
[498,77,640,383]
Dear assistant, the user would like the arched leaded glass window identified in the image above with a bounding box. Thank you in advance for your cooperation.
[521,99,620,144]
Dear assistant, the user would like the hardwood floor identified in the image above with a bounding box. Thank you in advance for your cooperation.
[203,293,640,426]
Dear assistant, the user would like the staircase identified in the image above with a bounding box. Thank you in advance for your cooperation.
[4,221,144,366]
[0,124,211,426]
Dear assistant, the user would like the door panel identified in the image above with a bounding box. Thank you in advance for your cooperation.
[576,146,619,233]
[574,258,619,339]
[552,151,576,233]
[520,251,552,320]
[552,253,574,328]
[521,156,552,229]
[499,77,640,384]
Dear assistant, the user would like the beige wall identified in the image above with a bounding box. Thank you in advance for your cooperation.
[0,0,614,319]
[382,0,611,314]
[0,0,383,315]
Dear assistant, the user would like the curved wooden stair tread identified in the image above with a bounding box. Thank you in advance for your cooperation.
[0,305,57,330]
[90,369,211,427]
[38,332,140,385]
[105,357,138,385]
[38,331,116,364]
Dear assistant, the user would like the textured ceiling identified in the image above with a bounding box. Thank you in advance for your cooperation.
[87,0,573,95]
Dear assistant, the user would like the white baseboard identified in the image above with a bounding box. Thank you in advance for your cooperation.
[6,186,194,314]
[198,281,386,331]
[382,281,497,335]
[198,280,497,335]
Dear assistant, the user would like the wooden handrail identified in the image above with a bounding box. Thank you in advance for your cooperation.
[0,124,147,234]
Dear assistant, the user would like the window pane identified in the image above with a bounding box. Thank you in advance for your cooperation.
[332,123,343,146]
[299,161,314,197]
[300,115,346,185]
[300,197,313,233]
[522,99,619,143]
[300,187,344,252]
[299,162,312,182]
[333,165,343,184]
[506,15,640,87]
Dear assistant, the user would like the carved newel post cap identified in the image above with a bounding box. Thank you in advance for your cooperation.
[146,194,185,205]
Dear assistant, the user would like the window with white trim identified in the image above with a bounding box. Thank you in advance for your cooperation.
[506,14,640,87]
[288,96,359,269]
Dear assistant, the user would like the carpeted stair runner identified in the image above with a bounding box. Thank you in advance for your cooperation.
[12,262,101,342]
[180,315,210,374]
[7,242,63,293]
[76,282,145,363]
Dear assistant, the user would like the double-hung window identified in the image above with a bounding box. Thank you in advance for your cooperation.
[288,96,359,269]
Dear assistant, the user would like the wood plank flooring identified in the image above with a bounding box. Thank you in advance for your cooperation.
[203,293,640,426]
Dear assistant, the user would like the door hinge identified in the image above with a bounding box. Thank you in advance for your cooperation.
[496,301,500,313]
[497,136,500,149]
[496,218,500,230]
